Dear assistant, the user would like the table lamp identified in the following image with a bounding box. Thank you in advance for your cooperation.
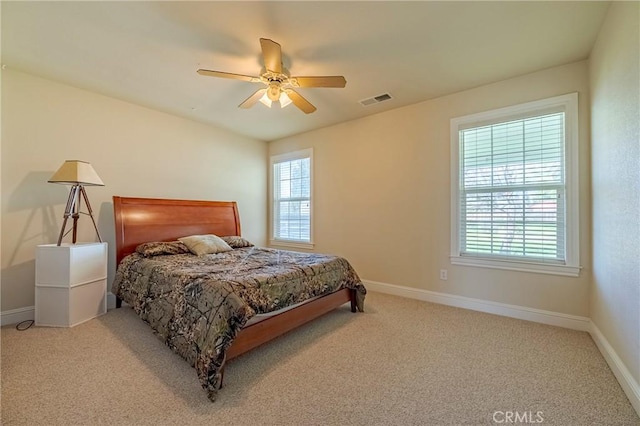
[48,160,104,246]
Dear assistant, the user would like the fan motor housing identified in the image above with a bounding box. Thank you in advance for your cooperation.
[267,83,281,101]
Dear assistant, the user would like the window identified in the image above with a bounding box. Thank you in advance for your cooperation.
[450,93,579,276]
[270,149,313,247]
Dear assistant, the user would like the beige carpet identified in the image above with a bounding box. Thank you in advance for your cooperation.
[1,291,638,426]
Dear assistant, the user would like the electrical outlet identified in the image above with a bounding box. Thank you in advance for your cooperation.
[440,269,448,280]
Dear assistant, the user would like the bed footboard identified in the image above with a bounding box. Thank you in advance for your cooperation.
[217,287,359,387]
[226,287,355,360]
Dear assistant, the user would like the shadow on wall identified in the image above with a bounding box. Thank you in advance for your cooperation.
[2,171,61,309]
[4,171,63,265]
[1,260,37,308]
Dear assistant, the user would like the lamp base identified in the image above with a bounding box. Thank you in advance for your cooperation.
[57,185,102,246]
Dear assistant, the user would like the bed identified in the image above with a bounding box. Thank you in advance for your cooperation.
[111,196,366,401]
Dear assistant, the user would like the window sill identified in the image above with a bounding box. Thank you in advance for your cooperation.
[269,240,315,251]
[450,255,581,277]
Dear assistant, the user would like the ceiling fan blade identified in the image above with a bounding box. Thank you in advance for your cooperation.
[197,69,260,83]
[260,38,282,74]
[239,89,266,109]
[290,76,347,88]
[286,89,317,114]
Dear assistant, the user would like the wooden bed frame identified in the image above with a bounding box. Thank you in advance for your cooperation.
[113,196,357,363]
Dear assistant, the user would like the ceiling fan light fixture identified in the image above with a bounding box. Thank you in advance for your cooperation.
[259,92,273,108]
[280,92,293,108]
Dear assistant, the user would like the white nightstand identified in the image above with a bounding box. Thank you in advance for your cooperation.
[35,242,108,327]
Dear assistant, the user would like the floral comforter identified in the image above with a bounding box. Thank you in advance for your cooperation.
[112,246,366,401]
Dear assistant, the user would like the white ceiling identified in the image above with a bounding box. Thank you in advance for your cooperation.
[1,1,609,141]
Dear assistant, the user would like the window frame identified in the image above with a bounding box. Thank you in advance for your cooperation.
[450,93,580,276]
[269,148,314,249]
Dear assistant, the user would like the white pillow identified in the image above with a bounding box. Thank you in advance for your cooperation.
[178,234,233,256]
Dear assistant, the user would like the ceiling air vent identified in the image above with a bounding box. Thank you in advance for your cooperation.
[359,93,393,107]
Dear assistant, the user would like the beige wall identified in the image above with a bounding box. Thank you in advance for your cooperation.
[589,1,640,386]
[270,60,592,317]
[1,69,267,312]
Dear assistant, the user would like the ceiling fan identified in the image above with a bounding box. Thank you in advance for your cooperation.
[197,38,346,114]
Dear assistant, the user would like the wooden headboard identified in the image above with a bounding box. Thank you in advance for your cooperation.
[113,196,241,264]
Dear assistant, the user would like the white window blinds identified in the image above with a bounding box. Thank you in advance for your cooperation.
[272,153,312,243]
[459,112,566,263]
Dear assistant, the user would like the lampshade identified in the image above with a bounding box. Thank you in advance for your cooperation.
[259,92,273,108]
[48,160,104,186]
[280,92,293,108]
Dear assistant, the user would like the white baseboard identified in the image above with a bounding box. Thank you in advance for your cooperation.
[0,306,35,326]
[590,321,640,416]
[363,279,591,331]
